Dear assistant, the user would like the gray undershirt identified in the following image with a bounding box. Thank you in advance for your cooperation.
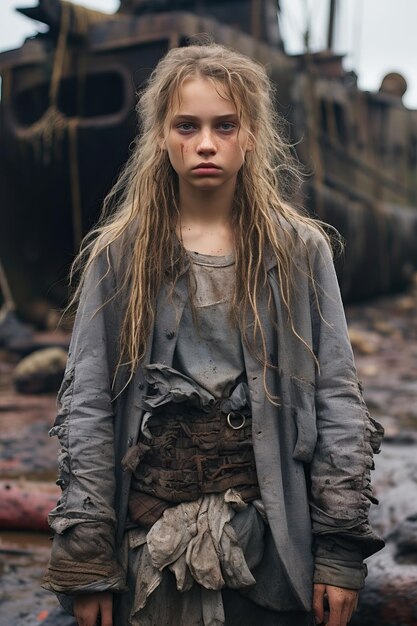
[173,250,245,398]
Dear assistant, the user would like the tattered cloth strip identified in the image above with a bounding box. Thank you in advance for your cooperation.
[124,489,264,626]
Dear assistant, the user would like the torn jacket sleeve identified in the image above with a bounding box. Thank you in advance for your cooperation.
[307,235,384,587]
[42,251,126,595]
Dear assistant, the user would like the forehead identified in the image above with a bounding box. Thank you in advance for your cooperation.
[169,76,237,118]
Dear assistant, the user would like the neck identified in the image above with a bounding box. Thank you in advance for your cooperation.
[176,178,236,255]
[177,178,236,225]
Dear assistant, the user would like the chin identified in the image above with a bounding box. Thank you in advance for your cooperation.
[191,180,224,190]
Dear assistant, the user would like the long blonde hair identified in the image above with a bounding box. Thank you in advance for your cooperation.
[71,42,332,389]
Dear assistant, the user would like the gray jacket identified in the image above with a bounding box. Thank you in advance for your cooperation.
[42,222,383,612]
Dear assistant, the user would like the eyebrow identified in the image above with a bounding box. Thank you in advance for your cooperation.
[172,114,239,122]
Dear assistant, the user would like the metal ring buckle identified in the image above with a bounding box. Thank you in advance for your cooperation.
[226,412,246,430]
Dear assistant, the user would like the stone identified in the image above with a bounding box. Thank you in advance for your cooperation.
[13,347,67,394]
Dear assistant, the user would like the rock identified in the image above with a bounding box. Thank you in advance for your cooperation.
[394,296,416,313]
[353,441,417,624]
[389,514,417,565]
[0,480,59,532]
[13,347,67,394]
[360,363,379,377]
[351,526,417,626]
[372,320,397,336]
[348,328,380,355]
[369,442,417,536]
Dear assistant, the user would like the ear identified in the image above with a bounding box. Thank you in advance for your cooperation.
[245,136,254,152]
[244,129,255,152]
[158,136,166,150]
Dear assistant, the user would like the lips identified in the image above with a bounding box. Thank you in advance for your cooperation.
[192,162,221,170]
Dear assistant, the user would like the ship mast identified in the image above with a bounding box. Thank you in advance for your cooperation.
[327,0,337,49]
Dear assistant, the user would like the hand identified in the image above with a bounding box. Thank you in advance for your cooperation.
[74,591,113,626]
[313,583,358,626]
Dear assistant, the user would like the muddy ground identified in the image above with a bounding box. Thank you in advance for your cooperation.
[0,333,70,625]
[1,280,417,625]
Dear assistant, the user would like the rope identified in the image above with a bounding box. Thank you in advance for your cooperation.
[26,1,111,248]
[28,1,70,163]
[50,2,71,108]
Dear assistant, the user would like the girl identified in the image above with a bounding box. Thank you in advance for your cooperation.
[42,42,383,626]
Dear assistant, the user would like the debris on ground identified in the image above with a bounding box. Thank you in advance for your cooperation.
[13,347,67,394]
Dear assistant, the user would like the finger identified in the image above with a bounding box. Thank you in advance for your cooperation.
[340,599,352,626]
[346,597,358,623]
[313,584,326,624]
[326,595,343,626]
[339,590,358,624]
[78,616,100,626]
[73,611,93,626]
[327,611,342,626]
[74,600,99,626]
[100,593,113,626]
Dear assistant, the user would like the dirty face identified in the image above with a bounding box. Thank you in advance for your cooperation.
[162,77,252,194]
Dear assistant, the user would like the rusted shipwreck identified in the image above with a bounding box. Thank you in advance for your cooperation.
[1,0,417,309]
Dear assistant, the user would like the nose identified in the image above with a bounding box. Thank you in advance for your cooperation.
[197,128,217,155]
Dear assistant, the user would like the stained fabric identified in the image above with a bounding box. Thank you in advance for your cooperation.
[173,250,245,398]
[126,408,259,504]
[42,521,125,594]
[124,366,259,504]
[119,491,268,625]
[139,364,251,439]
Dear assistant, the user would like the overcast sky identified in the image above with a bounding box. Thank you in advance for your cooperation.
[1,0,416,109]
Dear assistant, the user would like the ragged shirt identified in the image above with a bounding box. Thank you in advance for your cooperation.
[169,250,245,398]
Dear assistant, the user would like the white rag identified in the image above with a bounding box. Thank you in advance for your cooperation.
[128,489,258,625]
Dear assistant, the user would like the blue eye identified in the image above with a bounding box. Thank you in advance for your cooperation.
[219,122,236,131]
[177,122,195,132]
